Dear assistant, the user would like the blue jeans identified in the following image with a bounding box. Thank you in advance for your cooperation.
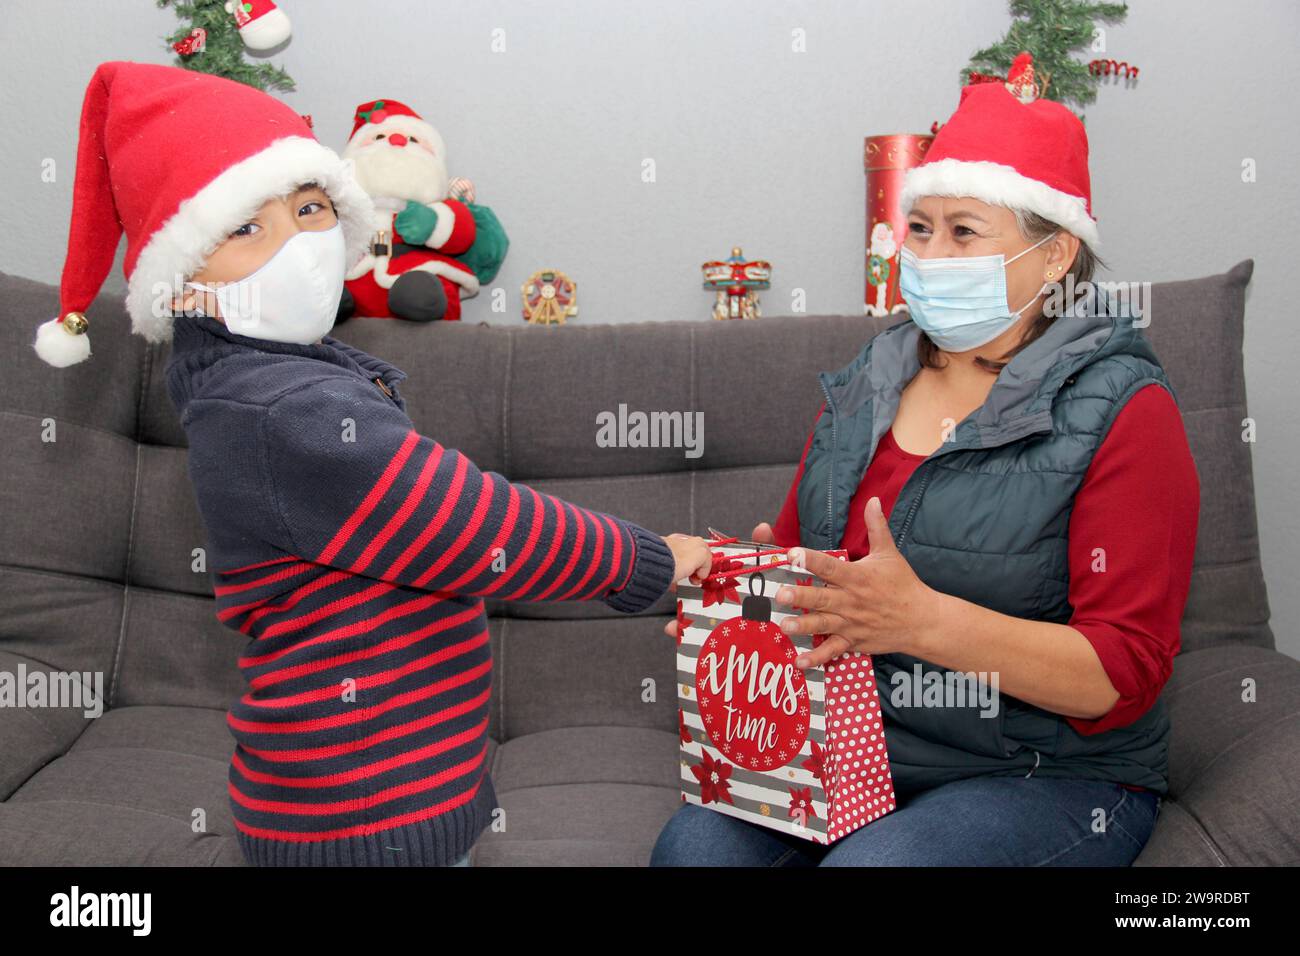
[650,775,1161,866]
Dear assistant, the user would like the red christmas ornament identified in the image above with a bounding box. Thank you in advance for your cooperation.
[172,27,207,56]
[1005,51,1039,103]
[694,574,811,774]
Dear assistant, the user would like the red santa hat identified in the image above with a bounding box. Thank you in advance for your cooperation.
[34,60,374,368]
[899,53,1100,252]
[346,97,444,154]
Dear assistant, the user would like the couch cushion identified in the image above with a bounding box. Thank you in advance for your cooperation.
[1134,643,1300,865]
[1140,260,1272,653]
[0,647,97,800]
[0,705,244,865]
[475,725,680,866]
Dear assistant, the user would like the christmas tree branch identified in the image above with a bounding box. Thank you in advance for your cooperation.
[962,0,1128,115]
[157,0,294,92]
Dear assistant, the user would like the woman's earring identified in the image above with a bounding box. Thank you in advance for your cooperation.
[1045,269,1056,279]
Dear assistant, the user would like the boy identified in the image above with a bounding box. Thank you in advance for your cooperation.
[36,61,711,866]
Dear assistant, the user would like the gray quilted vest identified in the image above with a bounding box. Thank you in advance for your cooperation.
[796,290,1177,797]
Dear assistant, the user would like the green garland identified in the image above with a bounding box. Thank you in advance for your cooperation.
[158,0,294,92]
[964,0,1128,117]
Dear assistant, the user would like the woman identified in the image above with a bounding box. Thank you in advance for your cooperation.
[651,72,1199,866]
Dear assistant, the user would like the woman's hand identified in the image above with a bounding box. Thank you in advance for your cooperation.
[775,496,940,668]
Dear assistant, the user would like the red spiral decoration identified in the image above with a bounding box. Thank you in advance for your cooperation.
[1089,58,1140,78]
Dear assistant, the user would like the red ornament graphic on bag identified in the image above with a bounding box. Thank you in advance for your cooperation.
[694,574,810,773]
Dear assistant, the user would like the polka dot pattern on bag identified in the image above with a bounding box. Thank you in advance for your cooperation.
[824,652,897,841]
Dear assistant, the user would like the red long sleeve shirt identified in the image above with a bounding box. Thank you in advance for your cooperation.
[772,382,1199,739]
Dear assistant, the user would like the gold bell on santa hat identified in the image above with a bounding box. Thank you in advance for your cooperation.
[33,311,93,367]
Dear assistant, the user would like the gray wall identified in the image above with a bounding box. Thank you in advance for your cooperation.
[3,0,1296,657]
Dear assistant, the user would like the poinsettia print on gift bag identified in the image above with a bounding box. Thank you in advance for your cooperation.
[674,542,897,844]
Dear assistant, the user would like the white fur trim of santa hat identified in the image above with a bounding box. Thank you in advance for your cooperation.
[899,158,1100,252]
[124,136,375,344]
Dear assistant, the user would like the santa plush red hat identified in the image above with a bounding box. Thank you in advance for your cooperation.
[899,53,1100,251]
[347,98,439,144]
[34,60,374,368]
[342,97,451,200]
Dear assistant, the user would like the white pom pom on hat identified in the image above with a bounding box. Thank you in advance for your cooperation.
[35,60,375,368]
[34,314,93,367]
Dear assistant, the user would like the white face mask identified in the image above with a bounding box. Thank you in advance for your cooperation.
[185,222,346,345]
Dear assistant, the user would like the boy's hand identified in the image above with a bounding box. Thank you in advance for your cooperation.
[664,533,712,589]
[662,522,775,637]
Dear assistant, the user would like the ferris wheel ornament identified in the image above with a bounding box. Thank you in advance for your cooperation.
[521,269,578,325]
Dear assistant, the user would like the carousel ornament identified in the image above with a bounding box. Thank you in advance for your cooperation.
[701,247,771,320]
[521,269,578,325]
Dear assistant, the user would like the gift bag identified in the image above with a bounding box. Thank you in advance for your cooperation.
[674,540,897,844]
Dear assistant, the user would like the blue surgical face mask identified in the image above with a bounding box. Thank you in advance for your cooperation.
[898,231,1057,352]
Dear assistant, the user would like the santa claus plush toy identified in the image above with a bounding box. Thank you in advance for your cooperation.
[339,99,509,322]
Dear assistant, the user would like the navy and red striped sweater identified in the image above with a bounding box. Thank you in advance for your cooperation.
[165,313,675,866]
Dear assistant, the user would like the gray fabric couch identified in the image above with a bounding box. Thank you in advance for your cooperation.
[2,259,1296,866]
